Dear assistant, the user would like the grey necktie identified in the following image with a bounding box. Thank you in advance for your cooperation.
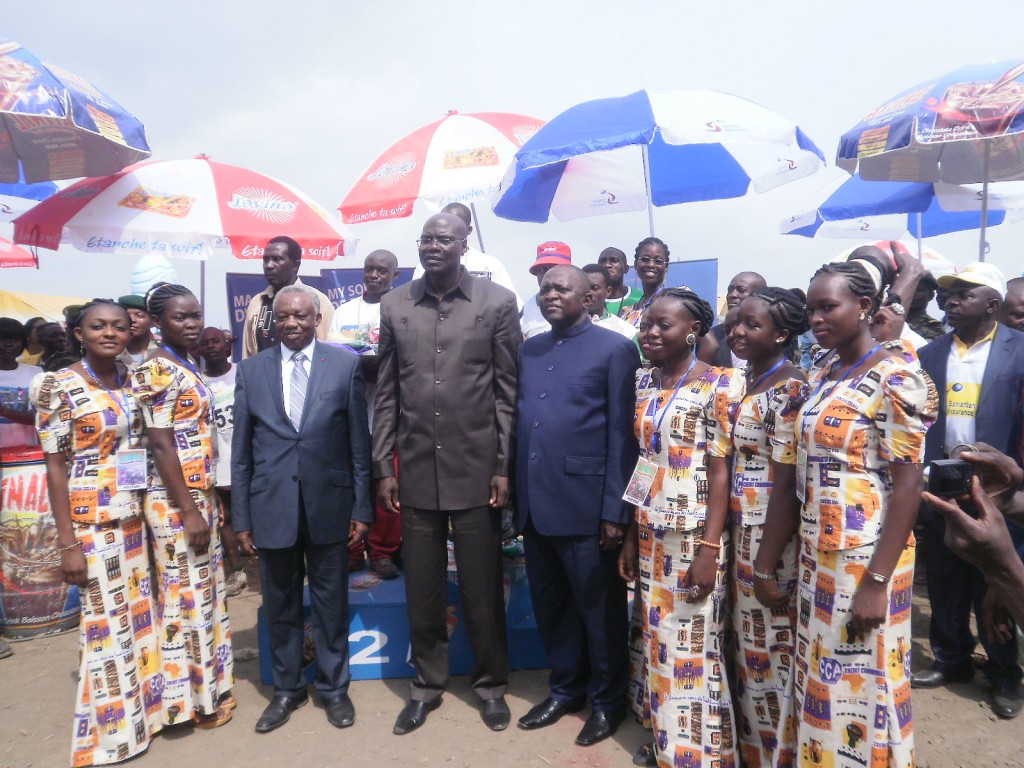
[289,351,308,429]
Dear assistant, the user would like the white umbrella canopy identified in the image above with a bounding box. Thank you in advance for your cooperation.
[492,89,826,233]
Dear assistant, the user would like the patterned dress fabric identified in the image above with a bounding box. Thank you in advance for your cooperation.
[794,355,936,768]
[131,358,233,726]
[35,369,162,766]
[720,376,808,768]
[631,366,743,768]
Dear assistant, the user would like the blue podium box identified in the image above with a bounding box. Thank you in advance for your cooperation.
[256,561,548,685]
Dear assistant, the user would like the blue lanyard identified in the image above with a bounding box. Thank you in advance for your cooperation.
[801,343,881,436]
[82,360,131,425]
[730,356,788,443]
[631,285,665,325]
[160,345,203,380]
[646,354,697,455]
[747,356,787,393]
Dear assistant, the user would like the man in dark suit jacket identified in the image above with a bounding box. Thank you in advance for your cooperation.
[374,212,521,735]
[913,263,1024,719]
[515,265,640,746]
[232,284,372,733]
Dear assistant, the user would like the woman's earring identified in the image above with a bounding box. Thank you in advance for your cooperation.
[686,333,696,346]
[860,312,867,321]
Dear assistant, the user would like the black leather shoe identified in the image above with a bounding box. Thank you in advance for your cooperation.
[517,697,584,730]
[575,708,624,746]
[323,693,355,728]
[254,691,308,733]
[992,681,1023,719]
[910,666,974,689]
[393,698,441,735]
[480,696,511,731]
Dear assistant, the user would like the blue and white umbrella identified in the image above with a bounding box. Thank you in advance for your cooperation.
[836,59,1024,259]
[492,89,825,233]
[0,38,151,184]
[782,171,1024,244]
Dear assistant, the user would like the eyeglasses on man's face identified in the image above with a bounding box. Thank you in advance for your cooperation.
[416,236,466,247]
[636,255,667,266]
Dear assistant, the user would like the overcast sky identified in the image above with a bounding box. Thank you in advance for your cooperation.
[6,2,1024,325]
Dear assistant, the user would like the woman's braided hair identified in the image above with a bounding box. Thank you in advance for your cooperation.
[655,287,715,337]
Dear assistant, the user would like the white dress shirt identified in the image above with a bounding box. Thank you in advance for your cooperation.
[281,337,317,413]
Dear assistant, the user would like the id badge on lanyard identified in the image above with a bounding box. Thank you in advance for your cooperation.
[623,456,659,506]
[115,448,147,492]
[796,445,808,503]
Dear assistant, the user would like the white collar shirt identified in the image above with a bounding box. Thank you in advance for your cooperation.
[281,337,318,409]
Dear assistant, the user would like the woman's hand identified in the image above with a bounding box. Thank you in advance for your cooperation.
[181,506,211,552]
[60,545,88,587]
[849,579,888,641]
[683,546,718,603]
[753,571,791,610]
[618,523,639,582]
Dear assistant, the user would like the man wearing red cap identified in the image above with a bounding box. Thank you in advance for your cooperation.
[521,241,573,339]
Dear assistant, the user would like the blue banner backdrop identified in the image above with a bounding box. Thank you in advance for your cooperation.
[664,258,718,309]
[224,270,414,360]
[226,262,712,359]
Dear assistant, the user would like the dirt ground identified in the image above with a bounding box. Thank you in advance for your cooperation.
[2,558,1021,768]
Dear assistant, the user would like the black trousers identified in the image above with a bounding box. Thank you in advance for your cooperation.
[522,521,628,712]
[921,510,1023,685]
[258,507,352,698]
[401,505,508,702]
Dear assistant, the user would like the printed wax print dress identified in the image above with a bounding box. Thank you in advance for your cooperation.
[131,357,233,726]
[34,369,162,767]
[718,376,808,768]
[630,366,743,768]
[794,355,935,768]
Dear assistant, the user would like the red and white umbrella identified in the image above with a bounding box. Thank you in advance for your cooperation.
[339,110,544,225]
[0,235,34,267]
[14,155,356,261]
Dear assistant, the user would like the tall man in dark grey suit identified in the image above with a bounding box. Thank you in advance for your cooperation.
[374,212,521,735]
[515,265,640,746]
[232,284,373,733]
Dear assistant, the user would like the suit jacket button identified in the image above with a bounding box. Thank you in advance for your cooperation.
[292,475,298,481]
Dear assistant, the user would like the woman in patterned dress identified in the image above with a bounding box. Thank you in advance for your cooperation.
[35,299,162,766]
[720,288,809,768]
[619,288,744,768]
[133,283,233,729]
[755,261,936,768]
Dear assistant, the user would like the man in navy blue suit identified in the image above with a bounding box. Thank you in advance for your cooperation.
[232,284,373,733]
[514,265,640,746]
[912,262,1024,720]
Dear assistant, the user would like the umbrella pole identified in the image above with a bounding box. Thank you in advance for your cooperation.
[916,213,923,261]
[469,202,486,252]
[979,142,991,262]
[642,144,656,236]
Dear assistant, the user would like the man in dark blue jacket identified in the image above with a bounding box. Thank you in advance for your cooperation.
[515,265,640,746]
[913,262,1024,719]
[233,285,373,733]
